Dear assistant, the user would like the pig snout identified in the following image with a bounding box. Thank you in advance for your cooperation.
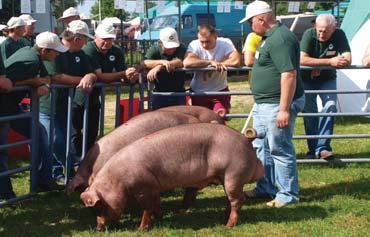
[66,176,87,196]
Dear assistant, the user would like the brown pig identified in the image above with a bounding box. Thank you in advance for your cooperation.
[80,123,264,231]
[67,108,222,195]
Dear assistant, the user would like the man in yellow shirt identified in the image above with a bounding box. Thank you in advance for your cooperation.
[242,32,262,66]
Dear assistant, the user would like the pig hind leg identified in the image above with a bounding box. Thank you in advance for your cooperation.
[223,179,246,227]
[181,187,198,211]
[135,190,161,230]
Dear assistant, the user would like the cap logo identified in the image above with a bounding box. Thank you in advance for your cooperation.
[109,55,115,61]
[75,56,80,63]
[169,35,174,40]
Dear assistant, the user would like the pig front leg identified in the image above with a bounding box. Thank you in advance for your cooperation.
[136,191,161,230]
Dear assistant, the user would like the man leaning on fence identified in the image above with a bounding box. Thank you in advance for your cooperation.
[39,20,97,183]
[142,27,187,109]
[240,1,305,208]
[300,14,351,160]
[0,32,67,200]
[183,24,240,117]
[83,23,138,86]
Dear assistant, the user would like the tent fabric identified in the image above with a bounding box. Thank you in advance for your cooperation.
[340,0,370,42]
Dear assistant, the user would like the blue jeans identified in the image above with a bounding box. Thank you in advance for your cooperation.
[39,113,67,179]
[303,79,337,156]
[252,95,305,204]
[151,95,186,110]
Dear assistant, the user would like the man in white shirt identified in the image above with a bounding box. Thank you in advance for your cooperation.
[183,25,240,117]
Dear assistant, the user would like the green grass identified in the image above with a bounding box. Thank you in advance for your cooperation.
[1,79,369,237]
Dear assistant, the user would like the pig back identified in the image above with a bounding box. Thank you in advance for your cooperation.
[158,105,225,124]
[93,123,257,192]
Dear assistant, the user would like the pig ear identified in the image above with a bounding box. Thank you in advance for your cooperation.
[81,190,100,207]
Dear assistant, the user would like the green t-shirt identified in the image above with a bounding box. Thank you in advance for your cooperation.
[40,50,94,115]
[300,28,351,82]
[251,22,304,104]
[144,44,187,92]
[0,37,27,61]
[0,47,47,116]
[83,41,126,74]
[19,36,35,47]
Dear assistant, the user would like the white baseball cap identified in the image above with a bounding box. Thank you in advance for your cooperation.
[159,27,180,49]
[58,7,80,20]
[95,23,116,39]
[19,14,37,25]
[0,24,7,31]
[67,20,94,39]
[7,17,26,29]
[239,1,272,23]
[36,31,68,52]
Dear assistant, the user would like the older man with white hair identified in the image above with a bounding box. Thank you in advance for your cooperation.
[300,14,351,160]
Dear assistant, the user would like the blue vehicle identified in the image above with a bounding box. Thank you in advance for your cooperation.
[139,2,251,49]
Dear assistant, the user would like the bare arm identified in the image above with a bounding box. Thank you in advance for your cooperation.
[362,45,370,67]
[183,52,211,68]
[95,69,125,83]
[222,50,240,67]
[276,70,297,128]
[15,76,51,87]
[51,74,82,85]
[300,51,351,68]
[244,51,256,67]
[142,58,183,72]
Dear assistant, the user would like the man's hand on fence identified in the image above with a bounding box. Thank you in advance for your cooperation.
[36,85,49,97]
[0,77,13,93]
[330,56,350,68]
[210,60,227,72]
[163,60,176,72]
[77,75,95,93]
[124,67,139,83]
[146,65,162,81]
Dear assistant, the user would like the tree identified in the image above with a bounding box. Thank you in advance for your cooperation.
[90,0,129,21]
[0,1,20,24]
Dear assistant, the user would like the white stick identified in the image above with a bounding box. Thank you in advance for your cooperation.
[241,103,255,134]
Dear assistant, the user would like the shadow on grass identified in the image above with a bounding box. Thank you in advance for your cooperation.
[300,176,370,202]
[1,176,368,234]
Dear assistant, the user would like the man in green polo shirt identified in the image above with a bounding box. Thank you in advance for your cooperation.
[300,14,351,160]
[39,20,97,182]
[1,31,67,199]
[141,27,187,109]
[0,17,27,61]
[83,23,138,84]
[239,1,305,208]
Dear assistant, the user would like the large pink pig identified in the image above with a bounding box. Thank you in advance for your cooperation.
[67,107,224,195]
[80,123,263,230]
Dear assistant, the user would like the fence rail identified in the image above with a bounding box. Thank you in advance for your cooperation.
[1,65,369,207]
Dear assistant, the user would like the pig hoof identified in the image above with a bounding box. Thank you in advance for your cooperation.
[177,208,193,215]
[138,225,150,231]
